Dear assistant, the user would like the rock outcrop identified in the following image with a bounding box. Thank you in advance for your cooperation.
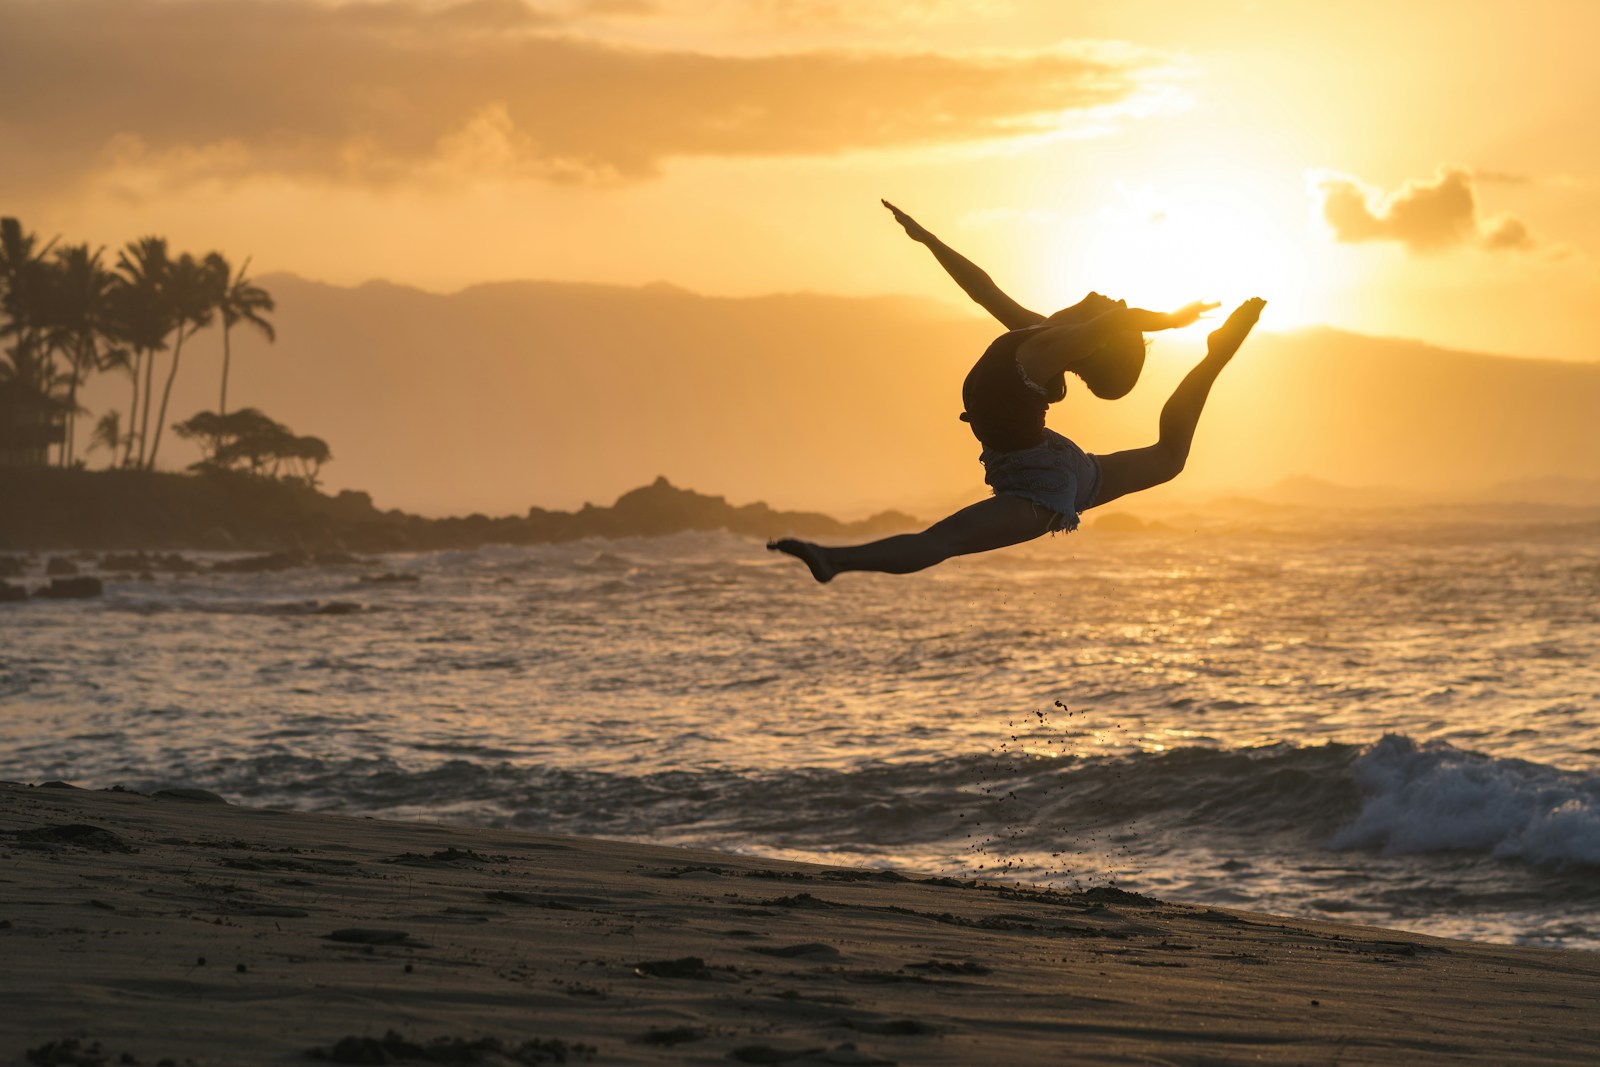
[0,468,918,553]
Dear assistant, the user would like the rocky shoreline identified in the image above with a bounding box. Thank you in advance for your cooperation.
[0,468,916,554]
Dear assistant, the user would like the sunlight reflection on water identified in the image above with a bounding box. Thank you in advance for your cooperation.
[2,521,1599,946]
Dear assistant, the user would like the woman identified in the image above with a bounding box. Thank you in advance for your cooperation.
[768,203,1265,583]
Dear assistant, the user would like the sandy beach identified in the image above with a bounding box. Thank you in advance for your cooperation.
[2,781,1596,1066]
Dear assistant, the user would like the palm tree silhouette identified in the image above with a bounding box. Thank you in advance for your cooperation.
[0,218,69,464]
[1,217,56,340]
[44,244,123,466]
[1,217,57,384]
[114,236,173,469]
[209,254,275,417]
[87,410,124,465]
[6,217,284,470]
[144,251,218,470]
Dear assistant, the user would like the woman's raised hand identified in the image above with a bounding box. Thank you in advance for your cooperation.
[881,200,932,243]
[1167,300,1222,329]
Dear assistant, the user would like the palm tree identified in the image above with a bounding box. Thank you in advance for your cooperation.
[144,251,218,470]
[208,253,275,417]
[0,217,57,378]
[87,410,125,466]
[43,244,122,466]
[0,332,67,396]
[1,217,56,336]
[0,218,69,465]
[113,237,173,468]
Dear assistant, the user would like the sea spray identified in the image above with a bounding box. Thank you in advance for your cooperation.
[1330,734,1600,867]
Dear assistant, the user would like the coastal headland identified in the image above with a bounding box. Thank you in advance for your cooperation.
[0,469,915,554]
[3,781,1596,1065]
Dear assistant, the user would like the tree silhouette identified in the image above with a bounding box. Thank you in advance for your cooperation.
[87,410,125,462]
[43,244,123,466]
[0,218,69,464]
[210,254,276,417]
[2,217,277,471]
[282,433,331,488]
[113,236,173,469]
[173,407,332,486]
[0,218,57,392]
[0,218,56,358]
[145,251,219,470]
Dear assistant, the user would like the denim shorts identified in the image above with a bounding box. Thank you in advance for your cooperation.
[979,429,1102,533]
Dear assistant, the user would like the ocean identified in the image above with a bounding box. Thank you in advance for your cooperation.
[3,514,1598,950]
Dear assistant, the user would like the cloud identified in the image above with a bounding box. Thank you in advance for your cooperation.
[696,0,1015,29]
[1472,169,1531,186]
[0,0,1168,194]
[1482,216,1535,251]
[1312,167,1537,254]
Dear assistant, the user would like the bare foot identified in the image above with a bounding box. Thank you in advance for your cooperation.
[1207,297,1266,361]
[767,539,836,583]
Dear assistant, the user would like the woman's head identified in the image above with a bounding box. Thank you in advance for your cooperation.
[1075,328,1147,399]
[1048,292,1120,324]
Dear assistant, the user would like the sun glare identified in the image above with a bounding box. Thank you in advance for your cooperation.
[1034,178,1318,328]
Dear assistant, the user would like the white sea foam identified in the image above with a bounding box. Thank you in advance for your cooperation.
[1331,734,1600,867]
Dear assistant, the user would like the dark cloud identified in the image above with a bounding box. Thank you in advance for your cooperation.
[1314,167,1537,254]
[0,0,1161,193]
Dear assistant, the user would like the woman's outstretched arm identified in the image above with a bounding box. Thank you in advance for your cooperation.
[881,200,1045,330]
[1015,300,1221,386]
[1121,300,1220,332]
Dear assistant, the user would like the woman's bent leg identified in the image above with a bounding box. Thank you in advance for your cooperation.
[770,495,1058,582]
[1092,298,1263,509]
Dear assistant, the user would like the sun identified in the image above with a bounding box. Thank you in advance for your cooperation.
[1031,173,1320,329]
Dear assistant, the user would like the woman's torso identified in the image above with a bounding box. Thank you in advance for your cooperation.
[961,327,1066,453]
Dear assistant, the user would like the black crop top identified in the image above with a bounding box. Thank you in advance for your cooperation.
[960,327,1066,453]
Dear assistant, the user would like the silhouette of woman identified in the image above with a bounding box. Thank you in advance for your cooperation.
[768,202,1265,583]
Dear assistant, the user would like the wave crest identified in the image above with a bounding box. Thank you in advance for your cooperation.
[1330,734,1600,867]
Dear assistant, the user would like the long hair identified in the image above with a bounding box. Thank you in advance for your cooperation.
[1080,330,1148,399]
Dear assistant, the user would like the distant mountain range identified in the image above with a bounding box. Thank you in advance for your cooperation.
[75,276,1600,518]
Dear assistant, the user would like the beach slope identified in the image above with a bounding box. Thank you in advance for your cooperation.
[2,781,1595,1065]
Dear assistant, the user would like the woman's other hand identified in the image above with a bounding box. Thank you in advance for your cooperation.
[1167,300,1221,329]
[881,199,932,243]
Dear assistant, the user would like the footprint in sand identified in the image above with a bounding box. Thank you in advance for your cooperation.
[835,1017,937,1036]
[629,1026,706,1047]
[323,928,418,946]
[382,847,504,867]
[748,943,843,961]
[17,823,134,852]
[632,956,733,981]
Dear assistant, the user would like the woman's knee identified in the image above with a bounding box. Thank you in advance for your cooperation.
[924,495,1052,557]
[1093,444,1186,505]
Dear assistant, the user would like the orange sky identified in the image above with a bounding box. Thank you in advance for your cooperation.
[4,0,1597,363]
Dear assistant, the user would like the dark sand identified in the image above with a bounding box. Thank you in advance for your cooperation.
[2,781,1596,1065]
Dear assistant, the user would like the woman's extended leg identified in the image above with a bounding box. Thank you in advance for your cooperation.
[769,494,1058,583]
[1091,298,1264,508]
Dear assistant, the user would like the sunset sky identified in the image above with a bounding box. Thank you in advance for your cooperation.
[4,0,1597,364]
